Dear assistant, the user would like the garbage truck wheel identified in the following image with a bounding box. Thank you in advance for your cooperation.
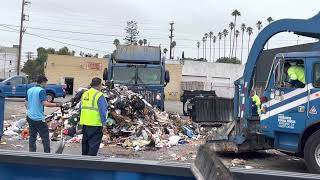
[46,93,55,102]
[304,129,320,173]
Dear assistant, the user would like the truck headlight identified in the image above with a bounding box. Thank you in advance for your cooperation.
[156,93,161,100]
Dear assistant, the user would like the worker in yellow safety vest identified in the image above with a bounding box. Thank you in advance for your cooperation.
[250,90,261,116]
[80,77,108,156]
[284,62,305,88]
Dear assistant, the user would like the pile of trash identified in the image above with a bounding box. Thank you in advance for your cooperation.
[4,86,198,151]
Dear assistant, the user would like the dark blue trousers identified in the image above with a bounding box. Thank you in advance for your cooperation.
[82,125,103,156]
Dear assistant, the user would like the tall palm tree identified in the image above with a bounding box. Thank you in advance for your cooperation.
[229,22,235,58]
[213,36,216,62]
[240,23,246,63]
[222,29,229,58]
[163,48,168,59]
[209,31,213,62]
[231,9,241,57]
[246,27,253,55]
[235,30,240,59]
[204,33,209,60]
[218,32,223,59]
[266,17,274,49]
[113,39,120,46]
[143,39,147,46]
[197,41,200,59]
[202,37,206,59]
[138,39,143,46]
[256,21,263,34]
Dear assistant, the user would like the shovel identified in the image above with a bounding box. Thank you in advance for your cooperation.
[55,106,66,154]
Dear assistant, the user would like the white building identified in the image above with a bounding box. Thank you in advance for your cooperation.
[0,45,19,79]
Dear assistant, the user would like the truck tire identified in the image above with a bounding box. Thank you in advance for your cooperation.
[46,93,55,102]
[304,129,320,173]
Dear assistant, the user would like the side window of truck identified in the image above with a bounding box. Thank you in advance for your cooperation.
[8,77,23,86]
[313,63,320,87]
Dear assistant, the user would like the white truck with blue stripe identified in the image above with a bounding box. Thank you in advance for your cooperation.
[210,13,320,173]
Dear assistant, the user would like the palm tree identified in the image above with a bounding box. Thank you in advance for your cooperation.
[222,29,229,58]
[240,23,246,63]
[213,36,216,62]
[204,33,209,60]
[231,9,241,58]
[246,26,253,55]
[209,31,213,62]
[202,37,206,59]
[171,41,176,59]
[138,39,143,46]
[163,48,168,59]
[218,32,223,59]
[197,41,200,59]
[235,30,240,59]
[143,39,147,46]
[229,22,235,58]
[113,39,120,46]
[256,21,263,34]
[266,17,274,49]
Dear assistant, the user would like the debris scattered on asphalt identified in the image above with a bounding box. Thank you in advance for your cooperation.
[3,85,198,151]
[231,158,246,166]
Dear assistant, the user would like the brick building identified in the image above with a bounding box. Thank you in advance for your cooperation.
[45,54,108,94]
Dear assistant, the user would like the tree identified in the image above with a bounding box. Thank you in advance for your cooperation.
[213,36,216,62]
[57,46,72,55]
[235,30,240,59]
[143,39,147,46]
[229,22,235,58]
[196,41,200,59]
[256,20,263,33]
[222,29,229,58]
[240,23,246,63]
[231,9,241,58]
[138,39,143,46]
[202,37,206,59]
[246,26,253,55]
[209,31,213,62]
[216,57,241,64]
[171,41,176,59]
[266,17,274,49]
[163,48,168,59]
[124,21,139,45]
[71,50,76,56]
[218,32,223,59]
[94,53,99,58]
[113,39,120,46]
[204,33,208,60]
[182,51,185,59]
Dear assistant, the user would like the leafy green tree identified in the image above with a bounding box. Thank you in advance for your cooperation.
[124,21,139,45]
[57,46,72,55]
[231,9,241,57]
[222,29,229,58]
[240,23,246,63]
[216,57,241,64]
[229,22,235,58]
[113,39,120,46]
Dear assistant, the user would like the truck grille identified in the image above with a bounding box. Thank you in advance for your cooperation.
[136,90,156,105]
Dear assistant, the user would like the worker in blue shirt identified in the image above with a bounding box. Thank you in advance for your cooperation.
[80,77,108,156]
[26,75,62,153]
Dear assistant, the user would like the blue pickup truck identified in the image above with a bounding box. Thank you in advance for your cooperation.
[0,76,66,102]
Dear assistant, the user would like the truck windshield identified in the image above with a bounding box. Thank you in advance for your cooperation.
[112,66,136,84]
[137,67,161,85]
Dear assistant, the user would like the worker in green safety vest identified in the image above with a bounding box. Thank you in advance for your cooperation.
[284,62,305,88]
[250,90,261,116]
[80,77,108,156]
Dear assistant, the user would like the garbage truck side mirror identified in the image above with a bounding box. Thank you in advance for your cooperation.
[165,70,170,83]
[103,68,108,81]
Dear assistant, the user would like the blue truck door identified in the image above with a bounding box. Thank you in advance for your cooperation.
[268,59,308,152]
[306,59,320,127]
[5,77,25,97]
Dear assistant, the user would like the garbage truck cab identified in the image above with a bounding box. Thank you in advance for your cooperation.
[260,51,320,172]
[104,45,170,110]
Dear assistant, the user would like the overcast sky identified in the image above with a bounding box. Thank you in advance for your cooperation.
[1,0,320,63]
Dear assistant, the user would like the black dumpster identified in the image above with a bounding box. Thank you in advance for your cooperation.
[0,92,4,138]
[192,96,233,123]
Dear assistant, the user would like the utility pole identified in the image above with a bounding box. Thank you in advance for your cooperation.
[17,0,30,75]
[25,52,33,61]
[169,22,174,59]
